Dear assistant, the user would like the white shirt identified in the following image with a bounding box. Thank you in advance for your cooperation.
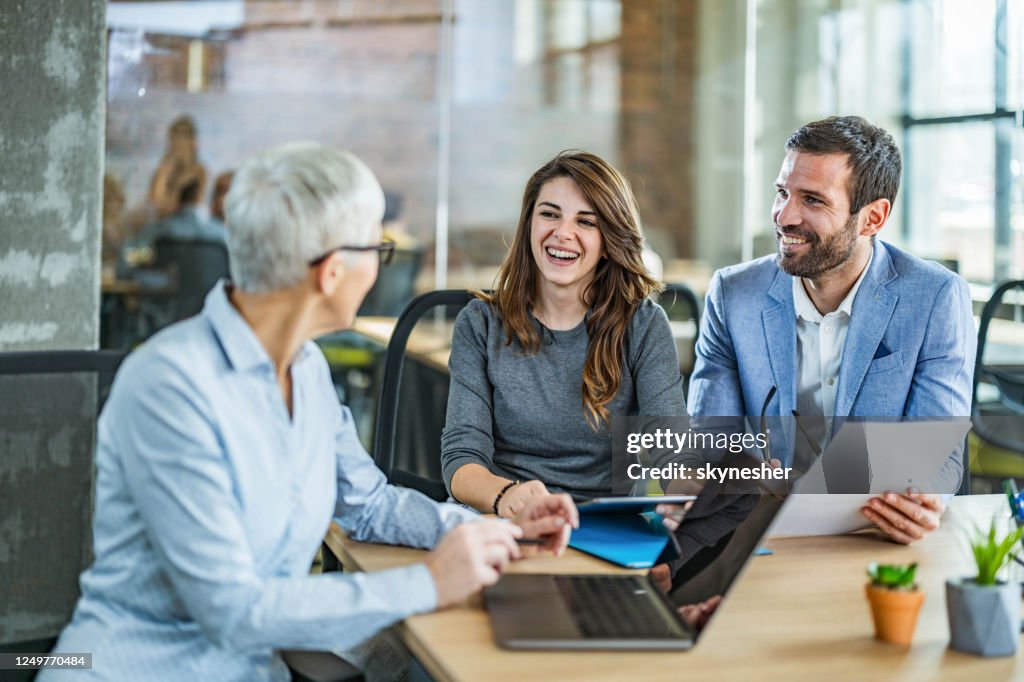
[792,251,873,451]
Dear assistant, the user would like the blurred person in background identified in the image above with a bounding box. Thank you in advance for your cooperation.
[148,115,208,218]
[136,176,226,248]
[381,190,415,247]
[101,174,127,269]
[209,170,235,230]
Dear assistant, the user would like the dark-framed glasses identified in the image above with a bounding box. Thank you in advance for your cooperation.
[759,385,777,465]
[308,237,396,267]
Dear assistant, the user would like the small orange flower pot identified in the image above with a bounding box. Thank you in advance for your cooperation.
[865,584,925,645]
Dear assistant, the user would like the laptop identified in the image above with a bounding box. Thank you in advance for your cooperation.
[484,493,786,650]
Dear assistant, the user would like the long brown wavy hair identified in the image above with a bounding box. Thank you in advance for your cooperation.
[478,151,661,430]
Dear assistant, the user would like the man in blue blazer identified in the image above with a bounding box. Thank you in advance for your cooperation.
[688,116,975,544]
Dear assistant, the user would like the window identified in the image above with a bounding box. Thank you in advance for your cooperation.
[902,0,1023,282]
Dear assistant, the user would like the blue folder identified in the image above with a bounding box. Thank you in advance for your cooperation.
[568,512,673,569]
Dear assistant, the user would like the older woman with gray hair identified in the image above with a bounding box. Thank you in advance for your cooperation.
[45,143,576,682]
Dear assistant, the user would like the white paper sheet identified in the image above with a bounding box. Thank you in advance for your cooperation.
[767,494,874,537]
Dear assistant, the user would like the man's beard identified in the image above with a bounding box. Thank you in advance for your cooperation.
[775,213,858,278]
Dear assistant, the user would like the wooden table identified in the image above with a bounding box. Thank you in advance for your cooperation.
[351,316,453,373]
[100,273,177,350]
[101,278,143,296]
[325,495,1023,681]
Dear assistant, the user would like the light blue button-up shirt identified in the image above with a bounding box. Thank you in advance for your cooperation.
[44,283,477,681]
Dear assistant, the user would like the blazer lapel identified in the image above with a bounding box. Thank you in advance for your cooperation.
[762,269,796,417]
[835,242,898,418]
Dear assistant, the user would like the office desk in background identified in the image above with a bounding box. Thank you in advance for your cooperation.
[349,314,698,376]
[100,271,177,350]
[351,316,452,373]
[325,495,1022,681]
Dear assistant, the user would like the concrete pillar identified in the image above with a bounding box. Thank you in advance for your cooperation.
[0,0,107,648]
[0,0,107,351]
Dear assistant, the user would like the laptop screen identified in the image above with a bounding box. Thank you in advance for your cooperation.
[665,492,786,636]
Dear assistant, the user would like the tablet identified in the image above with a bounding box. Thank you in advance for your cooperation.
[575,495,697,515]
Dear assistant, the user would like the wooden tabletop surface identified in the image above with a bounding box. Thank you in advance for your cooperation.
[325,495,1023,681]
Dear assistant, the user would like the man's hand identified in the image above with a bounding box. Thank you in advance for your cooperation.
[497,479,549,518]
[512,493,579,556]
[860,490,945,544]
[676,595,722,630]
[649,564,672,593]
[424,521,522,608]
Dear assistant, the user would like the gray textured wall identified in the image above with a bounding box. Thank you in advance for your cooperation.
[0,0,107,646]
[0,373,99,644]
[0,0,106,351]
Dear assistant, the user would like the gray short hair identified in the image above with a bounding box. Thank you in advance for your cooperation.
[224,142,385,293]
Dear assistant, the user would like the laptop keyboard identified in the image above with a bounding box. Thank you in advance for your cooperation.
[553,575,680,639]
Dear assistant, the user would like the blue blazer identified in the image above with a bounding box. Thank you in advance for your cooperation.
[687,240,976,470]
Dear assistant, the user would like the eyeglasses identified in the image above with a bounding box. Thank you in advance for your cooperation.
[759,385,777,465]
[790,409,823,457]
[308,237,396,267]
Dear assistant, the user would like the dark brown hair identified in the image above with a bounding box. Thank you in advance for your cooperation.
[785,115,902,213]
[479,150,660,429]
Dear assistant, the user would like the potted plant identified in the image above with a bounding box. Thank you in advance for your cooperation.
[946,520,1024,657]
[865,562,924,645]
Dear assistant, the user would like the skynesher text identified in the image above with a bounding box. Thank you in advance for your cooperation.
[626,462,794,482]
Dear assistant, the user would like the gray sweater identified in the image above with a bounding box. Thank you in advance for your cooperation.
[441,297,687,498]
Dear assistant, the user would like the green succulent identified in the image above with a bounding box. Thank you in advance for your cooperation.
[969,520,1024,586]
[867,561,918,591]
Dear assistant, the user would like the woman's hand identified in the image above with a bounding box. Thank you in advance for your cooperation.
[496,479,550,518]
[655,500,695,531]
[511,493,579,556]
[424,521,522,608]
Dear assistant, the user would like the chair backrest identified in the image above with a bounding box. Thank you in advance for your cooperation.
[357,247,425,317]
[957,435,971,496]
[0,350,127,649]
[373,290,475,501]
[972,279,1024,455]
[154,237,230,321]
[656,282,702,385]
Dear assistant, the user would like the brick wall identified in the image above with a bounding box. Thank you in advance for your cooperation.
[619,0,698,257]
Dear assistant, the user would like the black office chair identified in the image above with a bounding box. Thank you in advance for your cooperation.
[0,350,126,666]
[971,280,1024,464]
[659,282,701,322]
[153,237,230,321]
[656,282,702,391]
[956,436,972,496]
[285,651,364,682]
[372,290,475,501]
